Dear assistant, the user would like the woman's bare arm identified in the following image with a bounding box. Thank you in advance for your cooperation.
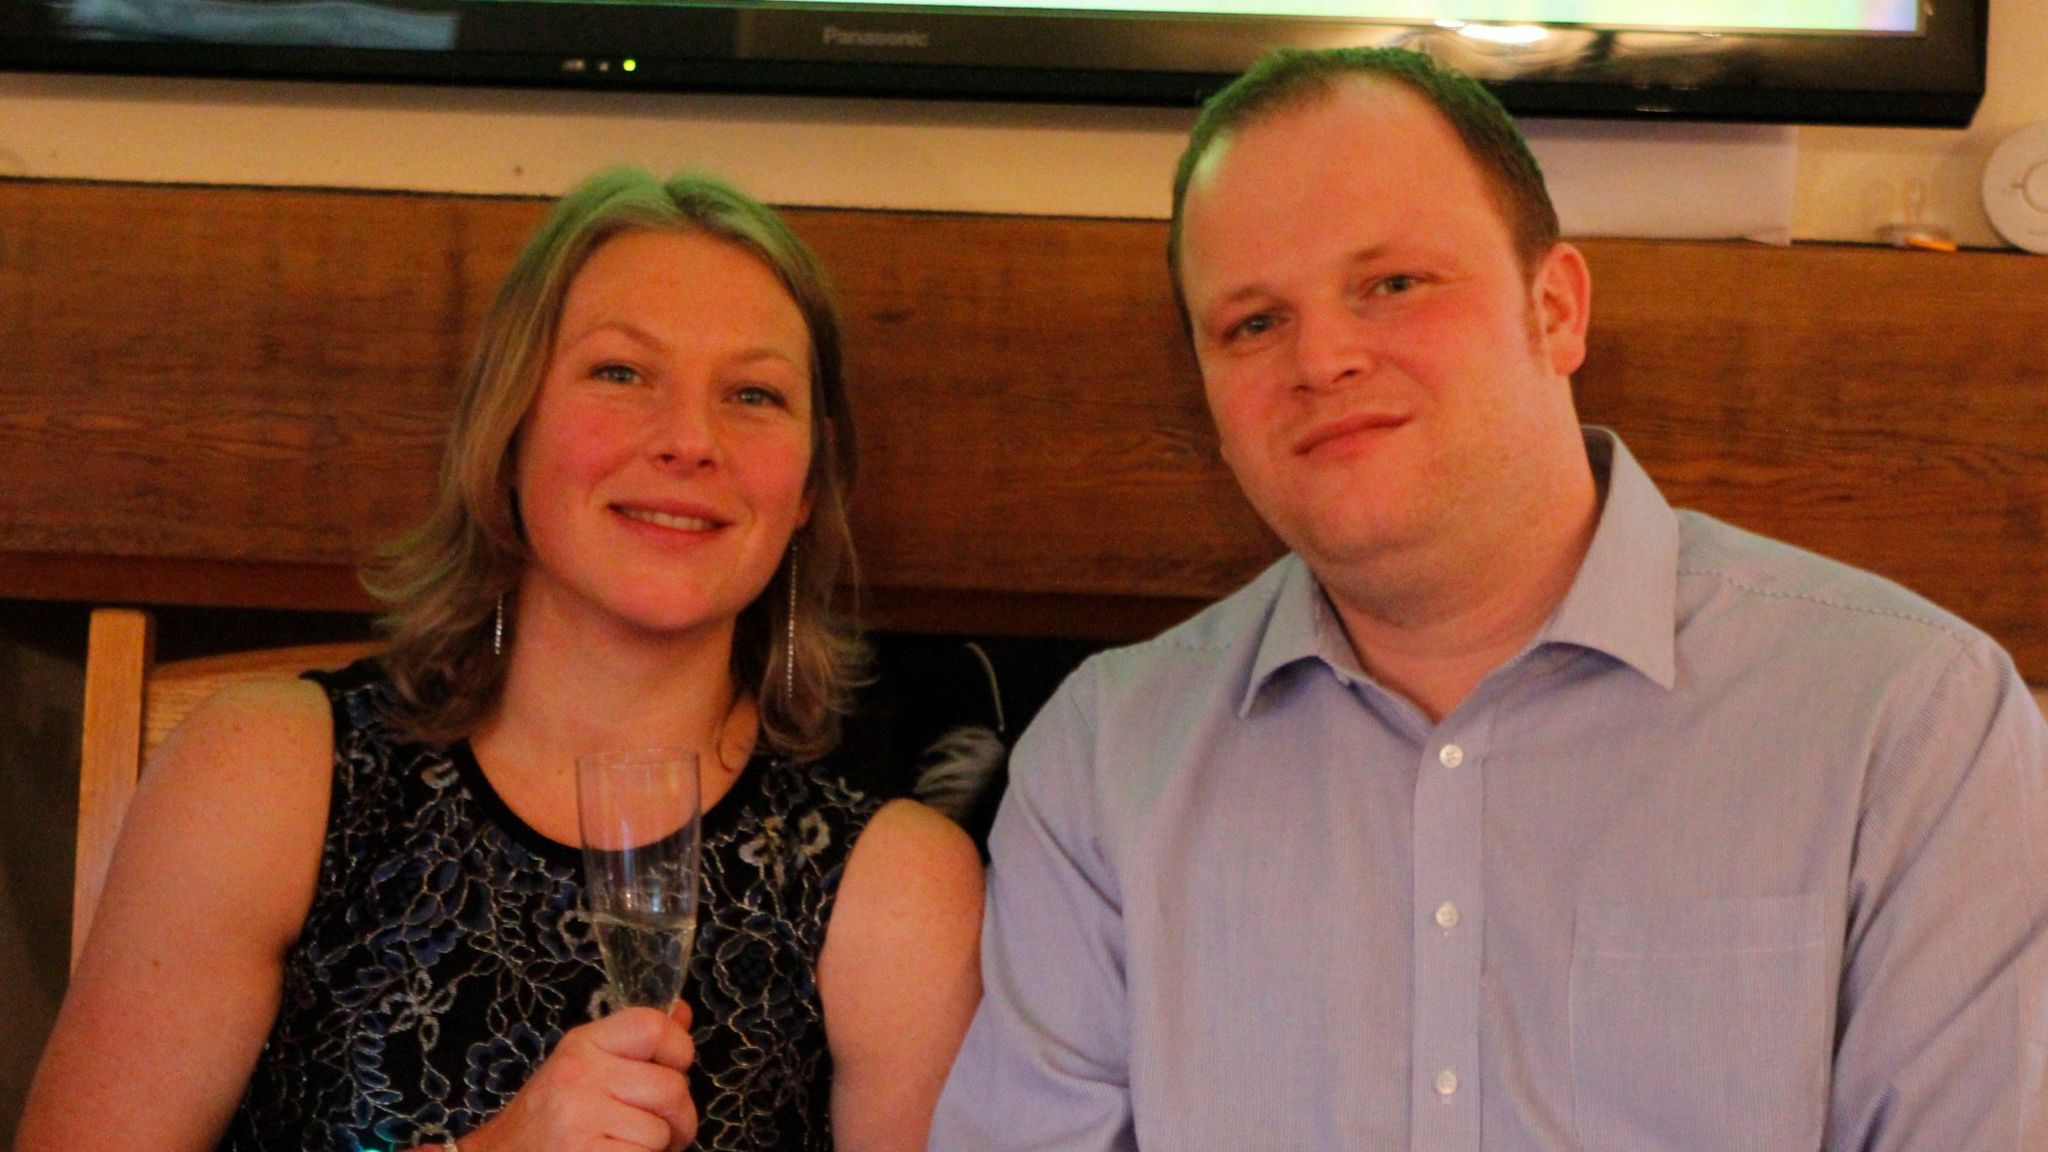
[16,679,335,1152]
[818,798,985,1152]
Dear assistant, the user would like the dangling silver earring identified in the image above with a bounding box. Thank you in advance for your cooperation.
[783,549,798,707]
[493,594,506,657]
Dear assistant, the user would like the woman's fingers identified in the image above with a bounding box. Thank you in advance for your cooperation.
[460,1009,698,1152]
[591,1095,675,1150]
[649,1016,694,1074]
[593,1060,696,1151]
[655,1088,698,1152]
[586,1006,695,1072]
[600,1059,691,1116]
[580,1010,697,1151]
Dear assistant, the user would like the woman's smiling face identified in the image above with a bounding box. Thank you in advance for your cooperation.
[513,227,816,648]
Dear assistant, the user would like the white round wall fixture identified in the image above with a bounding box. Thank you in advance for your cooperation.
[1982,122,2048,255]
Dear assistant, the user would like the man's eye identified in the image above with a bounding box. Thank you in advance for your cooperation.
[1373,274,1420,296]
[1227,313,1277,342]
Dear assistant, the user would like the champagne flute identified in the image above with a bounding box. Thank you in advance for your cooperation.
[576,748,702,1008]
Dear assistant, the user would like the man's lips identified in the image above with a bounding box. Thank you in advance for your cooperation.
[1292,412,1409,456]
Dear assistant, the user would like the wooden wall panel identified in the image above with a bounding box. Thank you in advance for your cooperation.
[793,209,1278,607]
[0,180,1277,635]
[1,178,2043,675]
[0,182,535,566]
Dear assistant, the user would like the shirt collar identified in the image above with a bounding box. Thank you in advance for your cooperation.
[1540,427,1679,690]
[1242,555,1341,716]
[1239,426,1679,715]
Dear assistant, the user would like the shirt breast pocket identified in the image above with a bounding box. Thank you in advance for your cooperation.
[1569,894,1832,1152]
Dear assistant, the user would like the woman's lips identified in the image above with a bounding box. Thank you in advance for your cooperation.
[612,504,726,532]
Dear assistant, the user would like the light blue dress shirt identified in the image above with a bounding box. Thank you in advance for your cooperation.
[931,429,2048,1152]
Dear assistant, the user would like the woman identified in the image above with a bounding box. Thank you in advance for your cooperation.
[19,170,983,1152]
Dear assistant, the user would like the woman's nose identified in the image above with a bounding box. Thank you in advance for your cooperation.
[650,394,720,470]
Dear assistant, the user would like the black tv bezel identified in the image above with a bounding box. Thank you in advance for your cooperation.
[0,0,1991,128]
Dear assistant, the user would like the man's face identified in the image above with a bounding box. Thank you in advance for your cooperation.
[1178,80,1589,592]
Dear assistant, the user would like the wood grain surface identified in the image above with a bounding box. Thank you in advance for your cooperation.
[2,178,2042,674]
[73,607,150,969]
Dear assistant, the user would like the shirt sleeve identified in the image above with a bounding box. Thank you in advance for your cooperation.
[928,662,1137,1152]
[1829,644,2048,1151]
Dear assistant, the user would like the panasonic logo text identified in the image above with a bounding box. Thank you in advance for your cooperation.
[822,26,930,49]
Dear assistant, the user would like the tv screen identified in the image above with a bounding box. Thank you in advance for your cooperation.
[0,0,1988,127]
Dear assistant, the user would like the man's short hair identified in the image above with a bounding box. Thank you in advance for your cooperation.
[1168,46,1561,324]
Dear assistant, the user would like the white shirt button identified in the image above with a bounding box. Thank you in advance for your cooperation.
[1438,744,1465,768]
[1435,1069,1459,1097]
[1435,902,1460,929]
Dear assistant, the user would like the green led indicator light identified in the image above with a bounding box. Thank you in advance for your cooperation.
[623,58,637,72]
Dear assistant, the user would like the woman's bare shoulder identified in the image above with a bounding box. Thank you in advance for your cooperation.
[80,674,341,972]
[109,676,339,925]
[120,672,335,877]
[148,677,335,788]
[849,799,982,885]
[828,798,983,949]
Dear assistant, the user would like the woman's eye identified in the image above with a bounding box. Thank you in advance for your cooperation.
[734,384,789,408]
[592,362,641,385]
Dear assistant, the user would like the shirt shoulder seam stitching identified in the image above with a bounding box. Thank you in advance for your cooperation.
[1674,565,1965,644]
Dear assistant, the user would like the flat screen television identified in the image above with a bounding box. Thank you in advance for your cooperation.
[0,0,1990,128]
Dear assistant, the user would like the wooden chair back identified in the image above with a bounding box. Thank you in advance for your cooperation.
[74,607,377,969]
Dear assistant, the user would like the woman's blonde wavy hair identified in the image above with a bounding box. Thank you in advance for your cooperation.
[362,168,865,760]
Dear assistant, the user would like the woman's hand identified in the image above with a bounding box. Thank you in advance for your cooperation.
[458,1003,697,1152]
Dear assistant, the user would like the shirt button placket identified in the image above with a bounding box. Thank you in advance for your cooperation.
[1413,736,1481,1152]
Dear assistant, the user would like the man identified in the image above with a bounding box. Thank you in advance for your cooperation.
[929,46,2048,1152]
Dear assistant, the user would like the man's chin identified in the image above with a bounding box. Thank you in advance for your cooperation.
[1288,522,1432,587]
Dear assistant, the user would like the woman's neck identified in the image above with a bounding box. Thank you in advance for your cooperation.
[470,584,752,789]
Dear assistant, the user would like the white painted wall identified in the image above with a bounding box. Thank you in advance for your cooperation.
[1,0,2043,248]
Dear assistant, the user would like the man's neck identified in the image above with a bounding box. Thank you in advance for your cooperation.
[1323,456,1604,724]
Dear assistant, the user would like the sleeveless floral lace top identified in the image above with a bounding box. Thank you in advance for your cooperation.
[216,660,885,1152]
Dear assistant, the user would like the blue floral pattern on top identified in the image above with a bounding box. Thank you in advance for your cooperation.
[216,660,884,1152]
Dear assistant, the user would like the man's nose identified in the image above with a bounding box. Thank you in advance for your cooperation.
[1292,307,1374,393]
